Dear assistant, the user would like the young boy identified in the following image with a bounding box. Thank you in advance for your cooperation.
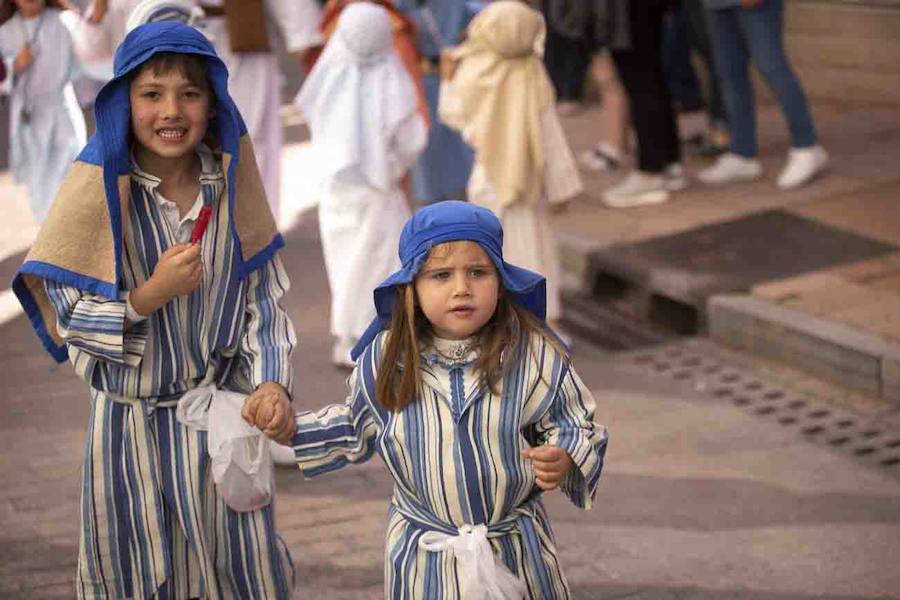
[13,22,296,599]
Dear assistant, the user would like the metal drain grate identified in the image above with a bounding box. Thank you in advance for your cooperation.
[621,339,900,477]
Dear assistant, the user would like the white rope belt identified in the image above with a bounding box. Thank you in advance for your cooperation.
[419,523,528,600]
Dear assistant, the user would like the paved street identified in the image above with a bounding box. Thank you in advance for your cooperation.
[1,206,899,599]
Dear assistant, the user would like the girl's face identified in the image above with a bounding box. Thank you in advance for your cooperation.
[414,241,500,340]
[129,66,213,164]
[13,0,44,17]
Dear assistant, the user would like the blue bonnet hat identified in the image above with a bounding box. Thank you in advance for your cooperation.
[13,22,281,362]
[350,200,546,360]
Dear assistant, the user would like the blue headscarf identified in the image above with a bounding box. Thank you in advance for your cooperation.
[350,201,546,360]
[79,22,245,251]
[12,22,282,362]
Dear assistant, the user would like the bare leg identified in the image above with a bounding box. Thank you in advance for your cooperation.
[591,51,629,154]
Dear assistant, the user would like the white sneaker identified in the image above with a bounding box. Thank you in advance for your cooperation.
[664,163,688,191]
[697,152,762,185]
[603,171,670,208]
[777,145,828,190]
[578,142,624,172]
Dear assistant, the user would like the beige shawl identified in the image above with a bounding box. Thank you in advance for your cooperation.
[446,1,554,208]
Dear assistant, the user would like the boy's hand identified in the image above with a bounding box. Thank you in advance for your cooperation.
[152,243,203,300]
[14,44,33,74]
[129,244,202,317]
[521,445,574,491]
[241,383,295,444]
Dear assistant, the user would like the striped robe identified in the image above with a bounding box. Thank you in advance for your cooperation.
[43,148,297,600]
[292,332,608,599]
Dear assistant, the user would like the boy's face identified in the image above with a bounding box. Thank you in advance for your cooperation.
[129,65,214,162]
[414,241,500,340]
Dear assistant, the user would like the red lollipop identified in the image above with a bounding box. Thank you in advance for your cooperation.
[190,206,213,244]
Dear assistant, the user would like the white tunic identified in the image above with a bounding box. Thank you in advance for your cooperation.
[0,9,86,222]
[318,114,426,342]
[297,4,427,344]
[200,0,322,219]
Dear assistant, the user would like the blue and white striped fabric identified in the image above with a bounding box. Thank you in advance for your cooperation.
[44,149,297,600]
[292,332,608,599]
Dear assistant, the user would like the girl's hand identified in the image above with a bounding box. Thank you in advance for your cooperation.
[521,445,575,491]
[151,243,203,300]
[14,44,33,74]
[241,383,295,444]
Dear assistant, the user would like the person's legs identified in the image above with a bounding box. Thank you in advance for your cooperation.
[611,0,679,174]
[698,6,765,185]
[737,0,817,149]
[605,0,682,206]
[579,51,629,171]
[708,7,757,158]
[543,11,590,112]
[662,4,704,113]
[685,0,729,150]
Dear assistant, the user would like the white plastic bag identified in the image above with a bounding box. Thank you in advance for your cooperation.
[176,385,274,512]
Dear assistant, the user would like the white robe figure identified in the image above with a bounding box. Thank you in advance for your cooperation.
[296,3,427,367]
[74,0,323,220]
[0,8,86,222]
[439,80,582,324]
[199,0,321,220]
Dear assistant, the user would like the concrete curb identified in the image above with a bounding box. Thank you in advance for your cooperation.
[709,294,900,405]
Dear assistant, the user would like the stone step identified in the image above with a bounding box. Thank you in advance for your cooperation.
[709,294,900,405]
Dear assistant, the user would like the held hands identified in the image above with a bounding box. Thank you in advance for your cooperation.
[521,445,574,491]
[130,243,202,317]
[241,383,296,444]
[14,44,33,75]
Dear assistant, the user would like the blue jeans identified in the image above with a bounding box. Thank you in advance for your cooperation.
[708,0,817,158]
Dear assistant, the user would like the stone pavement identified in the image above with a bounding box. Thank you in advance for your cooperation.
[552,102,900,406]
[2,213,900,599]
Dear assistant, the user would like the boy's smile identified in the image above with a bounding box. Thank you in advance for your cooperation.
[414,241,500,340]
[129,67,214,166]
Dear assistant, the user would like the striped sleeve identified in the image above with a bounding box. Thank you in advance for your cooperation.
[540,366,608,510]
[238,255,297,395]
[290,367,380,477]
[43,279,148,366]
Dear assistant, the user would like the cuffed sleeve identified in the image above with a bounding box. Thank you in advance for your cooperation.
[44,279,148,367]
[238,255,297,396]
[291,367,380,477]
[538,366,607,509]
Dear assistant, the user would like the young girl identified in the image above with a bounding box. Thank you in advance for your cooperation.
[248,201,608,599]
[437,0,583,337]
[13,22,297,598]
[0,0,86,222]
[296,2,427,368]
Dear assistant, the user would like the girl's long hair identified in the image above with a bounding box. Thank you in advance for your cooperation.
[375,278,566,412]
